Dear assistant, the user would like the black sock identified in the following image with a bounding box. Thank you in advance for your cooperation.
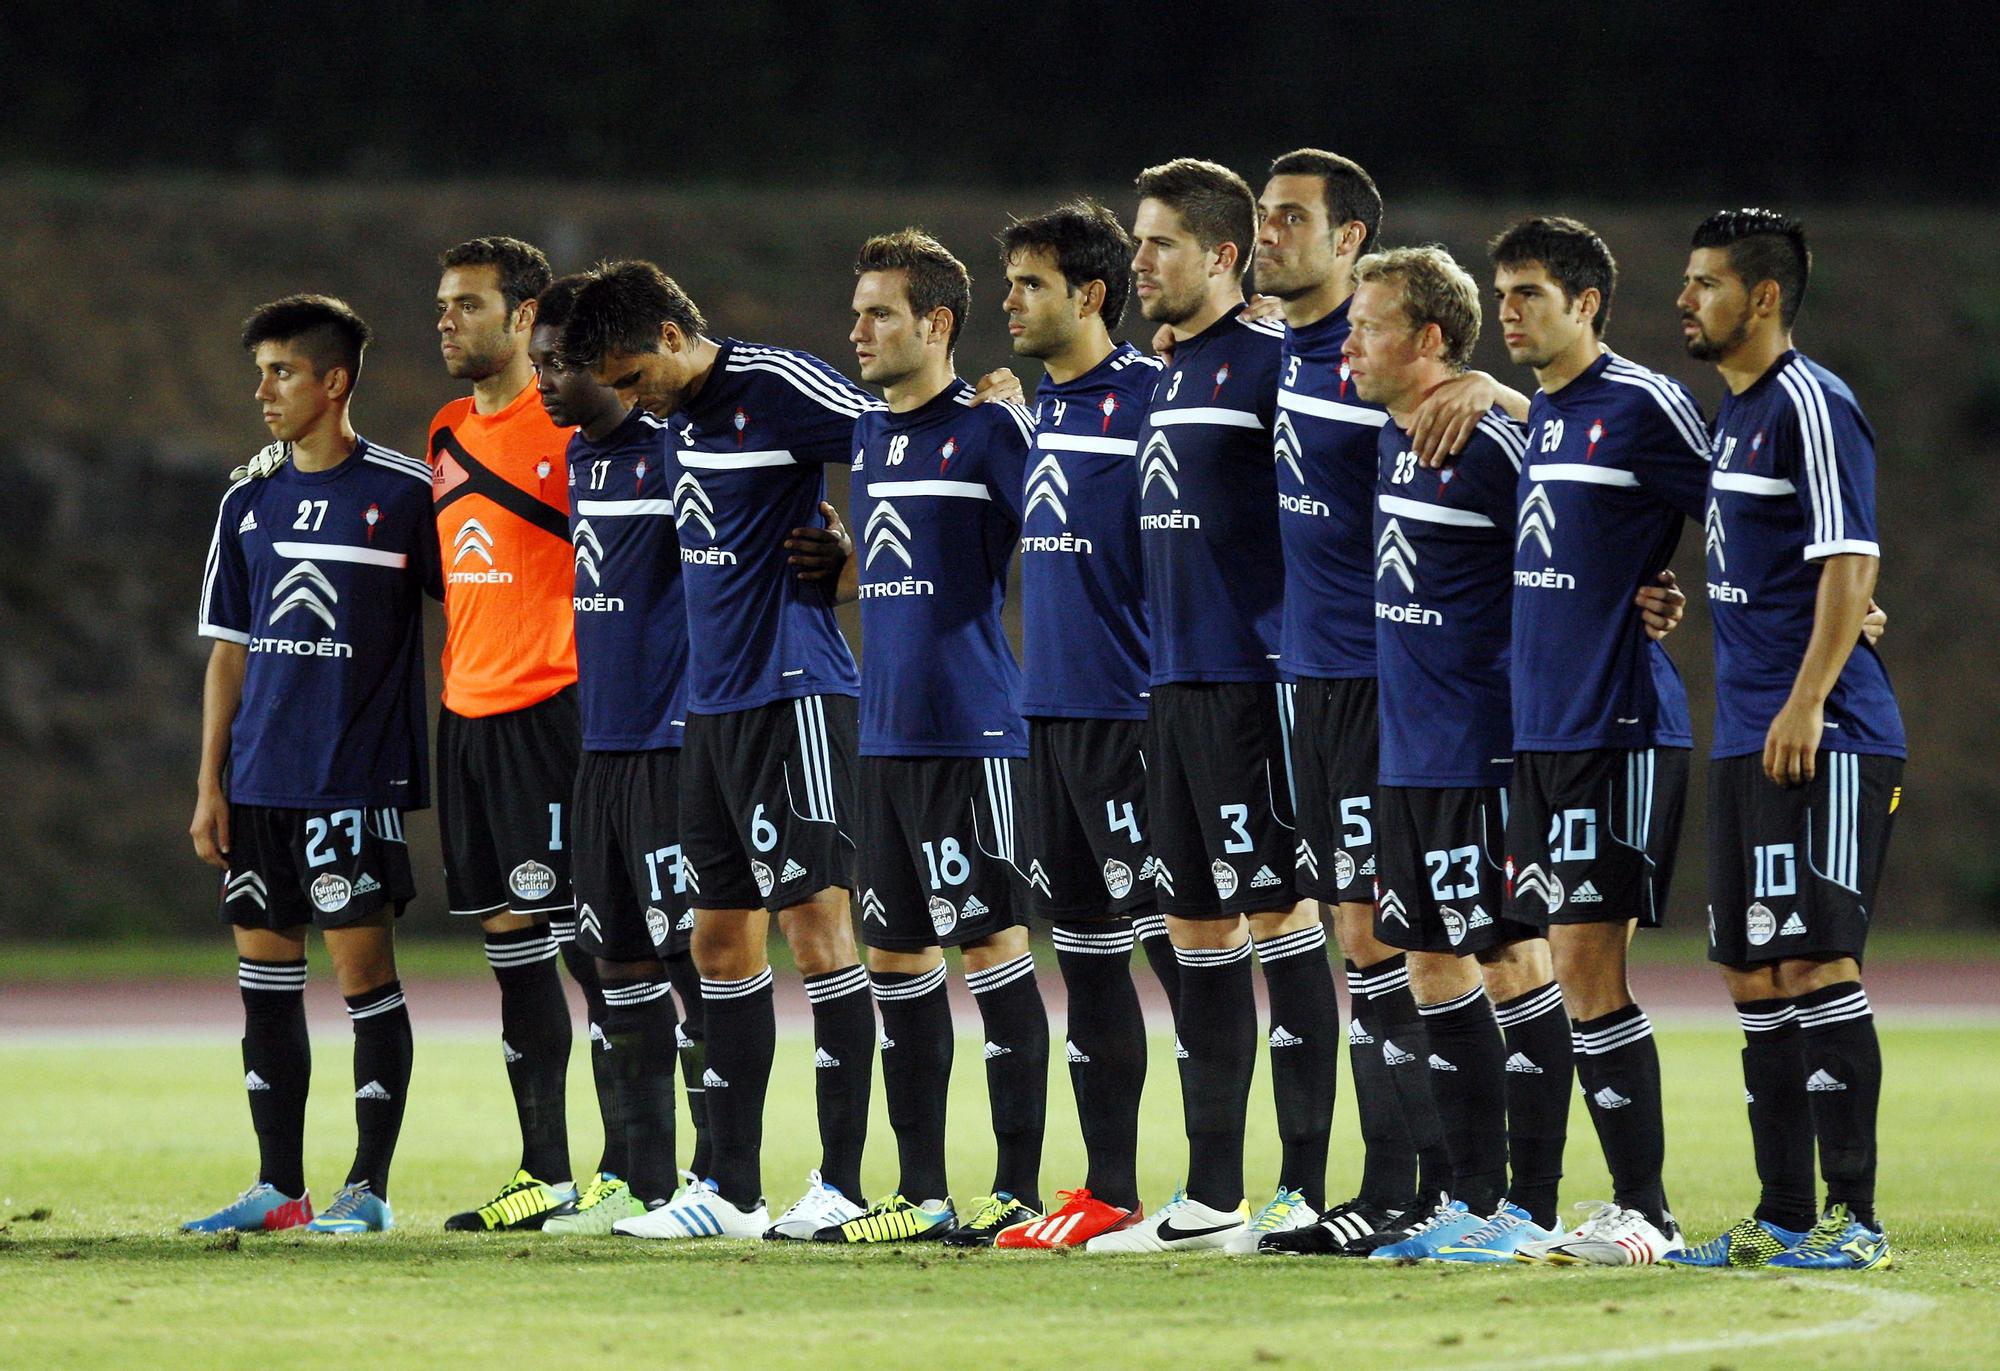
[666,951,710,1177]
[552,921,620,1180]
[1362,955,1451,1203]
[872,965,953,1203]
[1345,959,1416,1209]
[1736,998,1816,1231]
[967,952,1048,1209]
[1054,924,1147,1210]
[1795,982,1881,1230]
[1256,924,1338,1209]
[1574,1005,1671,1229]
[803,965,875,1201]
[601,975,680,1205]
[485,926,573,1183]
[699,968,776,1207]
[1133,909,1182,1023]
[1174,940,1257,1211]
[1417,984,1508,1217]
[344,980,412,1199]
[1493,980,1572,1229]
[238,958,309,1198]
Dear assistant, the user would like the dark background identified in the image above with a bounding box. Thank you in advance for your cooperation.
[3,3,1995,937]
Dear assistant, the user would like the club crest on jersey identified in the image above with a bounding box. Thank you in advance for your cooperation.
[1099,393,1119,432]
[1211,363,1231,400]
[1585,419,1606,460]
[929,895,958,937]
[363,503,380,542]
[939,437,959,472]
[645,906,670,947]
[509,860,557,902]
[310,872,352,914]
[733,407,749,444]
[1211,860,1238,899]
[634,457,647,491]
[1103,858,1134,900]
[1748,430,1765,467]
[1746,901,1778,946]
[1337,357,1353,397]
[536,459,552,481]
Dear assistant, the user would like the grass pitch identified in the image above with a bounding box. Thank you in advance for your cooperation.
[3,1020,1996,1369]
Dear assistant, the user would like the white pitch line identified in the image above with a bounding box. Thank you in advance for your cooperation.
[1447,1278,1931,1371]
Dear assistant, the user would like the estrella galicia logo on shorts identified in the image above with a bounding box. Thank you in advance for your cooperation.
[1211,860,1238,899]
[645,906,670,947]
[1103,858,1134,900]
[310,872,352,914]
[1745,901,1777,946]
[509,860,557,902]
[1334,849,1356,890]
[928,895,958,937]
[752,859,775,899]
[1441,906,1467,946]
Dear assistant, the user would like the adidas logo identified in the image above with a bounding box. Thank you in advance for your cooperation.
[1427,1053,1457,1072]
[702,1067,729,1088]
[1346,1020,1375,1046]
[1381,1039,1415,1066]
[1065,1040,1091,1064]
[814,1047,841,1069]
[244,1071,271,1092]
[501,1040,524,1064]
[1571,880,1603,904]
[590,1023,611,1049]
[1465,905,1493,929]
[1174,1035,1189,1060]
[780,858,808,885]
[1249,865,1282,889]
[1781,912,1807,937]
[675,1024,694,1050]
[354,1080,392,1101]
[238,508,259,533]
[1806,1069,1847,1092]
[983,1040,1011,1060]
[677,909,696,931]
[351,873,381,896]
[964,895,990,918]
[1505,1052,1543,1074]
[1593,1086,1632,1110]
[1268,1024,1304,1048]
[1359,856,1376,877]
[880,1032,896,1051]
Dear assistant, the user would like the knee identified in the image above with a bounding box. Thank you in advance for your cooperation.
[691,920,763,980]
[1249,902,1320,943]
[1167,913,1247,951]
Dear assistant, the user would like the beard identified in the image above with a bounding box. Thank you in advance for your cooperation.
[1683,311,1750,362]
[1140,279,1206,326]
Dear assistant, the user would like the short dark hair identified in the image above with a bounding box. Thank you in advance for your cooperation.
[998,198,1139,330]
[1133,158,1256,277]
[532,273,591,337]
[559,261,710,370]
[855,228,973,351]
[437,236,553,313]
[1489,216,1619,336]
[1690,208,1811,328]
[1267,147,1384,256]
[240,294,372,384]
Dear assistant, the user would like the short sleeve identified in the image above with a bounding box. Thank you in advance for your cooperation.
[414,510,445,601]
[1628,380,1713,521]
[782,356,878,467]
[1460,413,1527,525]
[985,403,1033,525]
[1780,369,1880,561]
[198,486,253,643]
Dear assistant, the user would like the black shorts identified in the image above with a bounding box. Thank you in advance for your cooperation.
[1707,751,1902,965]
[438,688,580,920]
[1146,682,1300,920]
[1288,677,1378,904]
[1023,717,1153,924]
[220,805,415,931]
[1375,785,1538,954]
[573,748,694,962]
[855,755,1025,951]
[680,694,856,911]
[1505,747,1689,928]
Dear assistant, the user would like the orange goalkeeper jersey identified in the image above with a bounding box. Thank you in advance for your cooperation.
[428,383,578,718]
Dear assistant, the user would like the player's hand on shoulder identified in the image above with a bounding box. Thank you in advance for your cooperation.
[1861,598,1888,646]
[190,783,232,870]
[785,501,851,582]
[1634,569,1687,641]
[972,368,1025,406]
[1410,373,1507,467]
[1150,323,1176,362]
[1241,293,1283,324]
[230,441,292,482]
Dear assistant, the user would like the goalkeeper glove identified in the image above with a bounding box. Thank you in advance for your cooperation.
[230,441,292,482]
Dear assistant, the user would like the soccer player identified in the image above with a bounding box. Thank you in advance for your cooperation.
[185,295,436,1236]
[1670,210,1904,1270]
[803,229,1049,1246]
[1083,158,1313,1253]
[1245,149,1536,1256]
[1488,217,1709,1265]
[986,200,1177,1248]
[560,261,878,1242]
[517,276,695,1234]
[429,237,614,1231]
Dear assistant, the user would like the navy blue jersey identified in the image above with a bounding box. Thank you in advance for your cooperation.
[1020,343,1162,720]
[1277,299,1385,679]
[1137,305,1288,684]
[1706,350,1905,760]
[851,379,1032,757]
[1513,352,1710,752]
[198,440,440,808]
[670,338,876,713]
[1375,410,1526,787]
[567,406,689,752]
